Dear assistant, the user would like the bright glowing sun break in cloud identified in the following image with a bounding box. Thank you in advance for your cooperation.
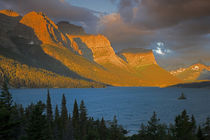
[153,42,171,56]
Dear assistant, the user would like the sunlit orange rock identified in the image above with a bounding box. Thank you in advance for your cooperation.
[118,48,157,68]
[0,9,20,17]
[20,11,69,47]
[67,34,128,68]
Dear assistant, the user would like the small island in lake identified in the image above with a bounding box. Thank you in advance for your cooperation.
[178,93,187,100]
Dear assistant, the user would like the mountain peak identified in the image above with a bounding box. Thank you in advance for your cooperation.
[190,63,210,71]
[0,9,20,17]
[118,48,157,67]
[21,11,56,26]
[20,11,69,46]
[67,34,125,65]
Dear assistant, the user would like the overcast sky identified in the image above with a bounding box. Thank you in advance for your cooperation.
[1,0,210,69]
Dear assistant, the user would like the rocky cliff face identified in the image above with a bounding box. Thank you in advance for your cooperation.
[118,48,157,68]
[170,63,210,81]
[116,48,181,87]
[0,9,184,87]
[20,12,70,47]
[67,35,128,68]
[0,10,22,54]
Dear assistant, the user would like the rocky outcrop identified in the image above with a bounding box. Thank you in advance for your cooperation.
[118,48,157,68]
[68,35,116,61]
[67,35,128,68]
[0,9,20,17]
[57,21,86,35]
[20,12,70,47]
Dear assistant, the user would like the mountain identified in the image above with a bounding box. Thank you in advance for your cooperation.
[0,10,104,88]
[118,48,157,67]
[118,48,182,87]
[170,63,210,82]
[0,10,182,88]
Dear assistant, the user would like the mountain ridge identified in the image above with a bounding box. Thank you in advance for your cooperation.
[170,63,210,82]
[0,9,183,88]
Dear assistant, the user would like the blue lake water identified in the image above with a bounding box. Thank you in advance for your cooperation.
[10,87,210,134]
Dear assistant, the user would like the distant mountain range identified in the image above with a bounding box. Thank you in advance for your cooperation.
[170,63,210,82]
[1,9,204,88]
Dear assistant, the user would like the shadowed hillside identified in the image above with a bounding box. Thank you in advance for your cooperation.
[169,80,210,88]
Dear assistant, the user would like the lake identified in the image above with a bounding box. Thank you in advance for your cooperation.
[10,87,210,134]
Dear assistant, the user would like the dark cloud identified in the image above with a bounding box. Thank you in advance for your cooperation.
[99,0,210,68]
[118,0,139,22]
[0,0,99,33]
[119,0,210,29]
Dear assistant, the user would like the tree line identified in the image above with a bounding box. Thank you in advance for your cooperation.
[0,56,104,88]
[0,82,210,140]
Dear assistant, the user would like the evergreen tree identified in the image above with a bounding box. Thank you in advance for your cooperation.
[191,115,196,134]
[109,115,125,140]
[203,117,210,140]
[138,112,167,140]
[46,89,52,122]
[54,105,62,140]
[55,105,59,122]
[0,81,12,109]
[25,101,49,140]
[72,99,80,140]
[64,113,73,140]
[197,126,204,140]
[14,104,25,140]
[61,94,73,140]
[46,89,53,139]
[171,110,197,140]
[99,117,107,140]
[79,100,87,139]
[0,81,18,140]
[61,94,68,127]
[138,123,147,139]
